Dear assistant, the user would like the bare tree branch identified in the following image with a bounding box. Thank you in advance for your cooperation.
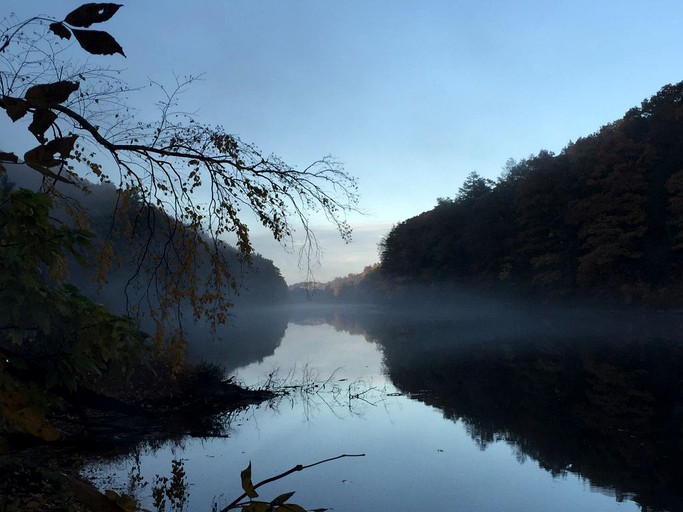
[1,7,360,332]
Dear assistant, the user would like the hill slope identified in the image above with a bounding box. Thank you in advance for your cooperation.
[378,82,683,305]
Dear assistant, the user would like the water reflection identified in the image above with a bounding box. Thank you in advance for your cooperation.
[236,322,388,386]
[184,307,289,372]
[84,306,683,512]
[311,306,683,512]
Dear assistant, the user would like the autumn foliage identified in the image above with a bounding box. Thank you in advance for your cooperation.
[0,3,356,443]
[380,82,683,305]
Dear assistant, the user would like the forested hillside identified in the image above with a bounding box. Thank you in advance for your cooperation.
[289,264,382,303]
[379,82,683,305]
[5,167,289,326]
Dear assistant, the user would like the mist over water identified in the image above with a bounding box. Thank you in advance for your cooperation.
[85,302,683,512]
[8,163,680,509]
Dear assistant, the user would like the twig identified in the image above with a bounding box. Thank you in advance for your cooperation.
[220,453,365,512]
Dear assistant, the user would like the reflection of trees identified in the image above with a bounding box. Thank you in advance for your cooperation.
[303,307,683,512]
[184,308,290,373]
[259,370,388,423]
[287,304,383,338]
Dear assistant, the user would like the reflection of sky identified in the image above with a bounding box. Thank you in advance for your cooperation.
[86,323,639,512]
[235,322,388,387]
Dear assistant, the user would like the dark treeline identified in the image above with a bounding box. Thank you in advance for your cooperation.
[288,264,383,304]
[377,82,683,305]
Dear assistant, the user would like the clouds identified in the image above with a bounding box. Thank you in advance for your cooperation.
[249,220,393,284]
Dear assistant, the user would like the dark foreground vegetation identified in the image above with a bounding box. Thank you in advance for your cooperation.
[0,179,278,508]
[0,355,272,511]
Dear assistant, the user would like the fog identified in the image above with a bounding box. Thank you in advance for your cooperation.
[3,165,288,354]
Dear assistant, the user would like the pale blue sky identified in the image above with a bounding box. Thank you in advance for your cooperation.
[5,1,683,282]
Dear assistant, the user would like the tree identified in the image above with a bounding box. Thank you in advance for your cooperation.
[0,4,358,439]
[0,4,358,329]
[567,128,652,298]
[511,151,576,293]
[455,171,494,203]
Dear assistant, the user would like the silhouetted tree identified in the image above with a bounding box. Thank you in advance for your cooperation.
[0,5,358,328]
[0,4,357,440]
[456,171,494,203]
[378,82,683,305]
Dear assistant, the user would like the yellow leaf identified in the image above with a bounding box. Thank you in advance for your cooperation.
[24,145,61,168]
[2,96,30,121]
[240,462,259,498]
[0,404,60,441]
[117,493,138,512]
[0,390,29,410]
[46,135,78,159]
[104,490,120,501]
[28,108,58,143]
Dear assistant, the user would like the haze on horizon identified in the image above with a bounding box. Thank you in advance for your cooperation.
[5,0,683,283]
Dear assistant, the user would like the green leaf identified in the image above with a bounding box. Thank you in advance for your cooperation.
[49,22,72,40]
[34,310,52,335]
[64,3,123,28]
[25,81,79,108]
[240,462,259,499]
[45,371,61,390]
[72,29,125,56]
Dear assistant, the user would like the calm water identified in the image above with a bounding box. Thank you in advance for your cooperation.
[85,306,683,512]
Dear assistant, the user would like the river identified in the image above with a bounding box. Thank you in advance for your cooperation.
[84,305,683,511]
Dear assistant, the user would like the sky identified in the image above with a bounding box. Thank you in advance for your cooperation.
[4,1,683,283]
